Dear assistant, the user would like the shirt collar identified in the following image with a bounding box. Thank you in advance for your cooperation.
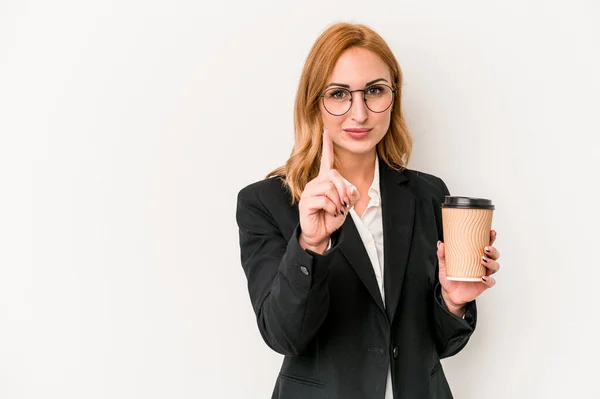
[368,154,381,207]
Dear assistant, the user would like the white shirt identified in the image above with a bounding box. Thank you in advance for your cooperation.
[348,156,394,399]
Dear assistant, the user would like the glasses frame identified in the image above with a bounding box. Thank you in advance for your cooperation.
[319,84,397,116]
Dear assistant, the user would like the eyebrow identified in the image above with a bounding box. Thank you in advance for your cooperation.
[325,78,388,89]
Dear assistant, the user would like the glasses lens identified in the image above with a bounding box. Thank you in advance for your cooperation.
[364,85,394,113]
[322,88,352,115]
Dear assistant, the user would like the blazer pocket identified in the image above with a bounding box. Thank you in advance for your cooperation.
[279,372,325,388]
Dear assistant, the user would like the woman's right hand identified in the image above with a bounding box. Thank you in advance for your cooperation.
[298,129,360,253]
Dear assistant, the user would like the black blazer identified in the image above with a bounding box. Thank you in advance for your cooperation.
[236,158,477,399]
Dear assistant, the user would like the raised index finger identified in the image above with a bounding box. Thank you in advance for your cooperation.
[319,128,334,175]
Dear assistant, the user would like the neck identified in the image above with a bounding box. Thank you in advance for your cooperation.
[334,147,377,186]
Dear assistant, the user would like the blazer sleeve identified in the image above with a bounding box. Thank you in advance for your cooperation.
[431,177,478,359]
[236,187,342,357]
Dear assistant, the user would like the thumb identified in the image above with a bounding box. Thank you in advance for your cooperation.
[437,241,448,283]
[437,241,445,260]
[346,184,360,206]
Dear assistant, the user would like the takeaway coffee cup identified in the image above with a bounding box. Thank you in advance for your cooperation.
[441,196,495,281]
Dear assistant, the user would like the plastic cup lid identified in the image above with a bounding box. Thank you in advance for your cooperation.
[441,196,495,210]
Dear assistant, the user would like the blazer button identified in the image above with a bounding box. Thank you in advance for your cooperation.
[300,266,310,276]
[392,346,399,359]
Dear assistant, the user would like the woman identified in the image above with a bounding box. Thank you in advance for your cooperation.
[236,22,500,399]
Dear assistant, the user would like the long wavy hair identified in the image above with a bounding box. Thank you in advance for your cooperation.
[267,22,413,203]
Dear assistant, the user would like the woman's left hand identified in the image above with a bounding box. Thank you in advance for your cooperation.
[437,230,500,315]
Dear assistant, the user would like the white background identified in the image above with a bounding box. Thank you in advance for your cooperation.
[1,0,599,398]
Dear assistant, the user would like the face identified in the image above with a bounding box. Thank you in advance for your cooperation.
[319,47,394,158]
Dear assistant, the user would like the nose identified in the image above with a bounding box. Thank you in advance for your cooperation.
[349,92,368,123]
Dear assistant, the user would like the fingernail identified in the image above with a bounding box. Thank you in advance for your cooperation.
[344,198,349,207]
[350,185,357,194]
[482,256,488,263]
[334,212,337,217]
[482,276,487,282]
[340,209,345,215]
[485,247,491,253]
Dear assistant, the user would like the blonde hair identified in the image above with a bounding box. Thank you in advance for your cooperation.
[267,22,413,203]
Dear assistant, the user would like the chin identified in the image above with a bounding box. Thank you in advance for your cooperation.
[338,134,383,153]
[339,140,378,155]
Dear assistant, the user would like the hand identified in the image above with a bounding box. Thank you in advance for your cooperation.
[437,230,500,314]
[298,129,361,253]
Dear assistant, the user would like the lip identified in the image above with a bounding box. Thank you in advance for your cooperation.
[343,127,373,139]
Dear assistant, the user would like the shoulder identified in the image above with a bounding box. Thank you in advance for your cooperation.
[236,175,297,235]
[402,168,450,202]
[237,175,291,204]
[236,175,295,221]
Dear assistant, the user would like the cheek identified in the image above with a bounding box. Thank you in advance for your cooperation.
[375,111,392,133]
[319,105,344,128]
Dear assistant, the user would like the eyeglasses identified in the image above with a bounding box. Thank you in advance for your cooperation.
[319,84,396,116]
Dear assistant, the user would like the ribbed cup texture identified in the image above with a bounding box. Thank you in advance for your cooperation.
[442,208,494,279]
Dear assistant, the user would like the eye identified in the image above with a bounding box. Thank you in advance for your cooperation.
[365,85,385,96]
[325,89,349,100]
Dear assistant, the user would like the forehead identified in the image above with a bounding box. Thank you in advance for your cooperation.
[327,47,391,87]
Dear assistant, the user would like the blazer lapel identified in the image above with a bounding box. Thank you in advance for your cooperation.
[339,216,386,316]
[380,159,415,324]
